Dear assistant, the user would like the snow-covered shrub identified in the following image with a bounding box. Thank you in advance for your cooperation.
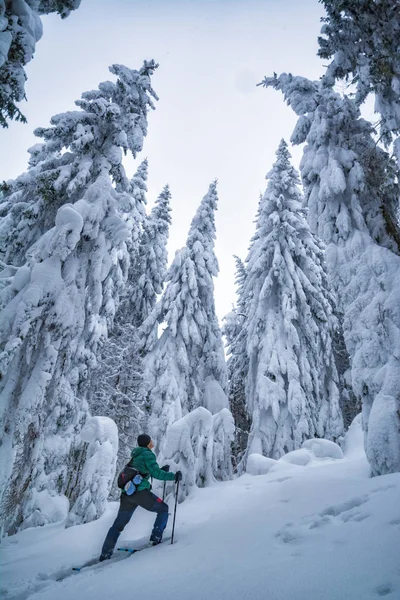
[278,449,313,467]
[302,439,344,460]
[20,491,70,531]
[67,416,118,526]
[246,454,276,476]
[159,407,214,501]
[159,406,234,501]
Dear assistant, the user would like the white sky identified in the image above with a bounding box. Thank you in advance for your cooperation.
[0,0,327,320]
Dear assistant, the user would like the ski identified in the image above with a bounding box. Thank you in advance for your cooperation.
[72,558,105,572]
[117,534,173,554]
[66,536,174,578]
[68,549,133,576]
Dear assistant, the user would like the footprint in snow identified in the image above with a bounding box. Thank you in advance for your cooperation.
[308,515,331,529]
[275,523,303,545]
[374,583,395,596]
[340,509,370,523]
[319,495,369,518]
[307,496,370,530]
[371,484,396,494]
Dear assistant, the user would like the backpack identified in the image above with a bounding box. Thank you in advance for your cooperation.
[117,461,144,495]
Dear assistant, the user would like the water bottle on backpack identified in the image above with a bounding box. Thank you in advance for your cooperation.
[124,473,143,495]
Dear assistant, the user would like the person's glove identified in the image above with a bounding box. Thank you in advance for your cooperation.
[174,470,182,483]
[161,465,170,472]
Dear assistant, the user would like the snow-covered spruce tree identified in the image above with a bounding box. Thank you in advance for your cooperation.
[0,178,128,534]
[140,182,228,455]
[0,61,158,268]
[243,140,343,462]
[0,62,158,534]
[130,184,172,329]
[0,0,81,127]
[222,256,250,468]
[318,0,400,162]
[262,74,400,475]
[159,406,234,501]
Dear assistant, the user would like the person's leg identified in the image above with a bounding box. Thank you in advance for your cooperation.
[100,496,137,559]
[149,496,169,543]
[133,490,169,544]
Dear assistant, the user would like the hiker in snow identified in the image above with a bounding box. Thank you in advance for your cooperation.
[100,434,182,561]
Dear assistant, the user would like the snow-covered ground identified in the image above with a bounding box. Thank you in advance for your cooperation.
[2,417,400,600]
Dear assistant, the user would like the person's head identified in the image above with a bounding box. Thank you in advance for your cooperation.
[137,434,154,449]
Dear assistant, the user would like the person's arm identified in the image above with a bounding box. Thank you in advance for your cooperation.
[144,452,175,482]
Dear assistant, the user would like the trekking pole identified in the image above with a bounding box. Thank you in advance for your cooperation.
[170,479,179,545]
[162,481,166,501]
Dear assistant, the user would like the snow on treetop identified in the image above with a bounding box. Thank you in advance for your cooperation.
[29,60,158,174]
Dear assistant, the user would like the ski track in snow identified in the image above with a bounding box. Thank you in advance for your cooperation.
[2,425,400,600]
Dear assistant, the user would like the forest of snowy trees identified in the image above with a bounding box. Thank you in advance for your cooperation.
[0,0,399,537]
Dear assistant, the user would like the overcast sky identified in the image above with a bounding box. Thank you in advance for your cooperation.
[0,0,327,320]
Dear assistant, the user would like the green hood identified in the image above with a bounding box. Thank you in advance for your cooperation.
[131,447,149,461]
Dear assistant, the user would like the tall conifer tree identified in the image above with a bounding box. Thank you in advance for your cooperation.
[243,140,342,461]
[141,182,227,453]
[0,61,158,533]
[262,74,400,475]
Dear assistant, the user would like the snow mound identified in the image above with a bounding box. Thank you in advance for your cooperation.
[22,490,69,530]
[246,453,276,475]
[278,448,313,466]
[302,438,344,460]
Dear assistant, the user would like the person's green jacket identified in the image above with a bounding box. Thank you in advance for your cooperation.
[128,446,175,492]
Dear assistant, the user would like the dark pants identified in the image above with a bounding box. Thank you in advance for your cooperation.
[101,490,169,557]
